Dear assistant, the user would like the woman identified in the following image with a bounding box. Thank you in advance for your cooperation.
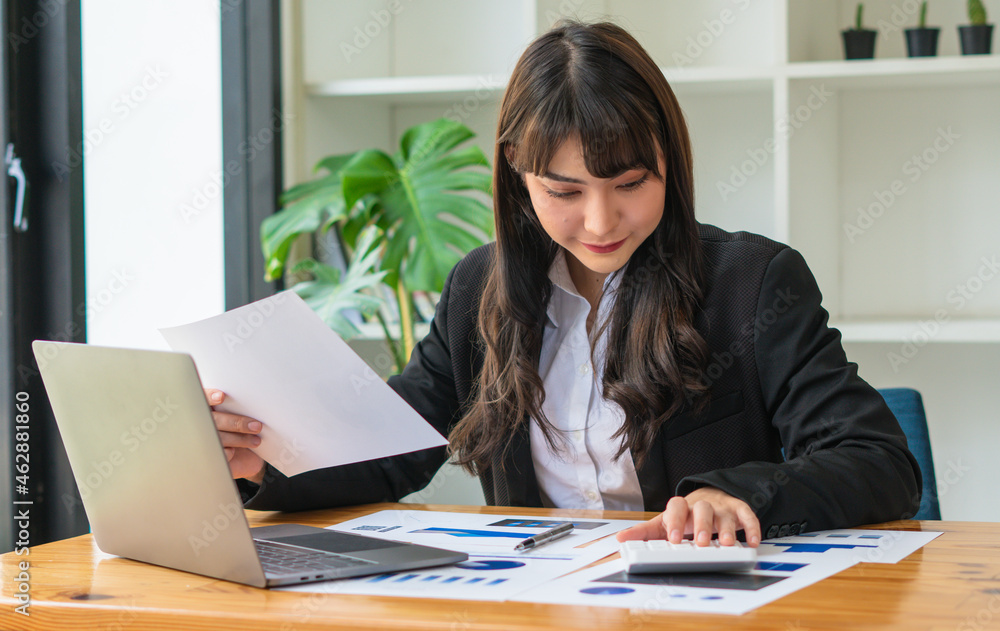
[212,21,920,547]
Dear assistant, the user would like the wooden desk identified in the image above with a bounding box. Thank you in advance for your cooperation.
[1,503,997,630]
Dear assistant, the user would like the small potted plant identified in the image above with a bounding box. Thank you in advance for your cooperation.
[959,0,994,55]
[842,3,877,60]
[905,2,940,57]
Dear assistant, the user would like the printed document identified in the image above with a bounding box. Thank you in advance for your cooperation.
[513,528,942,615]
[279,510,640,602]
[159,291,447,476]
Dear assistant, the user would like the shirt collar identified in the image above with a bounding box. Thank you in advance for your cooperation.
[545,250,623,329]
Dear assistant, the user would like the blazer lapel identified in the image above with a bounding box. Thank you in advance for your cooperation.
[633,428,672,513]
[499,421,542,507]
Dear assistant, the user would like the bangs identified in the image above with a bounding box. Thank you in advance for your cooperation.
[507,59,664,181]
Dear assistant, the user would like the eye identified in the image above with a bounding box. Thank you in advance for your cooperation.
[544,188,579,199]
[619,173,649,192]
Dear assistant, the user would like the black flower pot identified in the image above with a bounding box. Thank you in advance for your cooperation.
[842,29,877,60]
[905,27,940,57]
[958,24,994,55]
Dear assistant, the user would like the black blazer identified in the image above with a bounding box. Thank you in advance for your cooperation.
[241,225,921,539]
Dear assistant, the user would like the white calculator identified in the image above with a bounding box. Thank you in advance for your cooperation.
[619,539,757,574]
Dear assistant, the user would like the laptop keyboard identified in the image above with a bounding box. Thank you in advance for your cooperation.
[254,539,377,575]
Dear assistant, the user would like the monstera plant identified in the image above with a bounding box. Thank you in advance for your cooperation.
[261,118,493,372]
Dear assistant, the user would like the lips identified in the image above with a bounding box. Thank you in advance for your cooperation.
[582,238,626,254]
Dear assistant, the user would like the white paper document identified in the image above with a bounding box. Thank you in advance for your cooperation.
[513,528,943,615]
[159,292,447,476]
[274,510,941,613]
[512,553,857,615]
[757,528,942,565]
[279,510,641,601]
[326,509,639,557]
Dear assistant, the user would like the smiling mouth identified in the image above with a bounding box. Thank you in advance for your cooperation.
[582,239,626,254]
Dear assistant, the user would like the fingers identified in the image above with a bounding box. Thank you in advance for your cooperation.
[205,389,262,435]
[203,388,267,482]
[213,410,262,435]
[690,500,715,546]
[615,515,668,542]
[664,496,690,544]
[218,426,261,450]
[204,388,224,406]
[215,408,262,452]
[737,503,762,547]
[617,488,761,547]
[205,388,262,448]
[715,507,738,546]
[615,496,688,543]
[214,411,262,453]
[227,446,267,482]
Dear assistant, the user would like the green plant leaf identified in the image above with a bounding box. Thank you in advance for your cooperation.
[261,189,346,281]
[340,118,494,293]
[289,226,387,339]
[340,149,399,211]
[400,118,476,163]
[314,154,355,176]
[262,153,356,282]
[969,0,987,25]
[262,117,494,370]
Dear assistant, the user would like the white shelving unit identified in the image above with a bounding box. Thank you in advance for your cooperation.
[281,0,1000,519]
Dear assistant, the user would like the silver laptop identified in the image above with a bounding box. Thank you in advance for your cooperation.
[32,340,467,588]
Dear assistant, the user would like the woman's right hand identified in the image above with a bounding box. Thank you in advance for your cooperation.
[204,388,267,484]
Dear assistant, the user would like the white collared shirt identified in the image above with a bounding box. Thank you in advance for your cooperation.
[529,251,645,511]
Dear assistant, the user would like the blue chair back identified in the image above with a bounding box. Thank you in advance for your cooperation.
[878,388,941,520]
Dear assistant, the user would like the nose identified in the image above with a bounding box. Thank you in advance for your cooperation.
[582,192,619,238]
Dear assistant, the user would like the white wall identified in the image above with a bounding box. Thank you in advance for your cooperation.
[844,343,1000,522]
[82,0,224,349]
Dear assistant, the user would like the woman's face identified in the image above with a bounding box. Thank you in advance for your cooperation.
[522,136,666,289]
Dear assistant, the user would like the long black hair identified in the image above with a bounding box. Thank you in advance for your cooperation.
[449,21,708,474]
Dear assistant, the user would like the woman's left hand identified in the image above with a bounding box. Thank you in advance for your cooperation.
[615,487,761,547]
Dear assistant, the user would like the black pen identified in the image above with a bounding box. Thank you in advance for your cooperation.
[514,523,574,551]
